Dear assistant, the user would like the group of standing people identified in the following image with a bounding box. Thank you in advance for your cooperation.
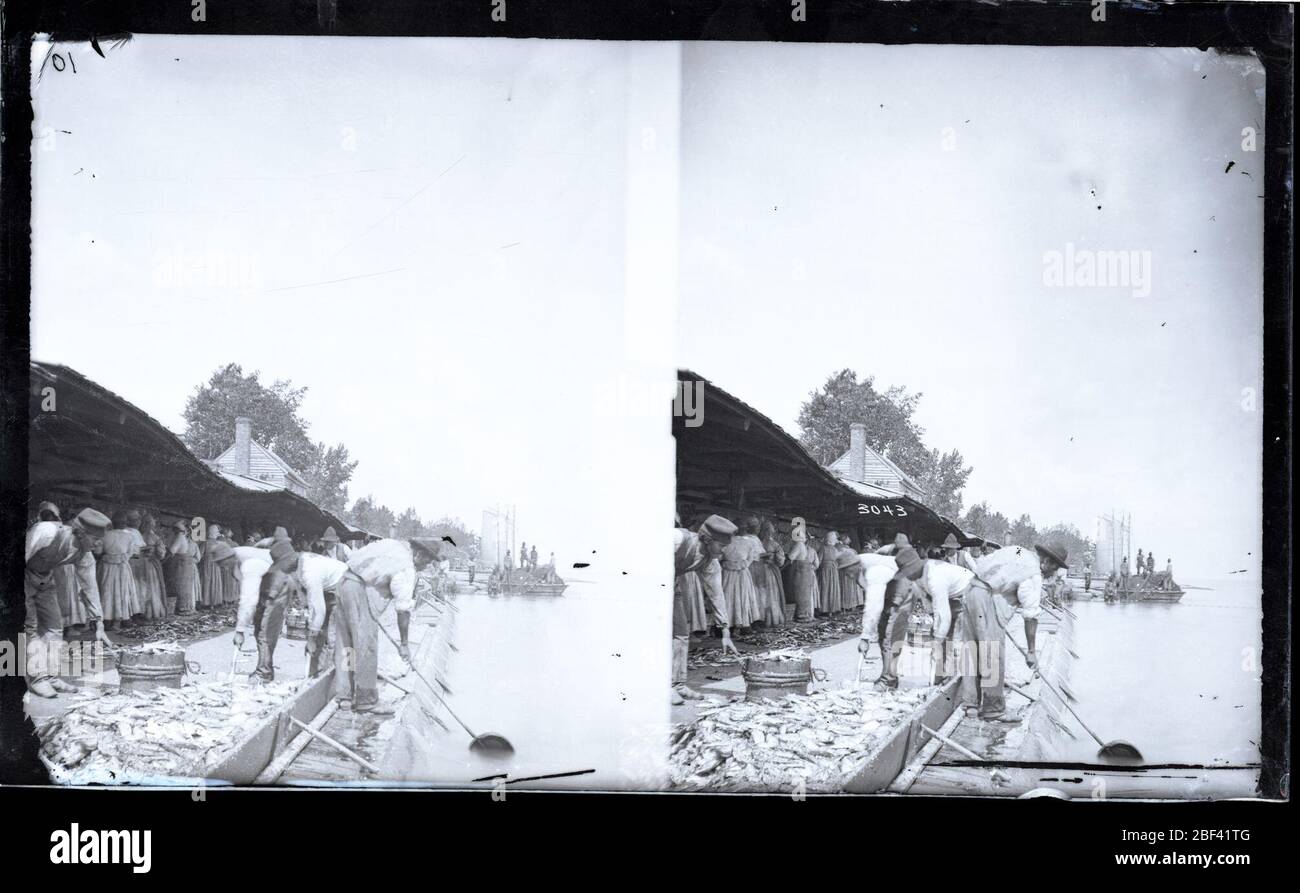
[502,541,551,574]
[677,515,872,638]
[21,501,395,703]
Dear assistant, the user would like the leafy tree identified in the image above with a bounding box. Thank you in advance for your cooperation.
[346,494,396,537]
[916,448,972,519]
[181,364,316,469]
[1008,514,1038,547]
[1037,523,1094,566]
[302,442,358,514]
[394,507,424,539]
[796,369,931,478]
[183,364,357,512]
[960,501,1011,543]
[426,516,481,560]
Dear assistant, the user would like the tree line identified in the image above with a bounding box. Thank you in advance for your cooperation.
[180,364,480,557]
[797,369,1094,562]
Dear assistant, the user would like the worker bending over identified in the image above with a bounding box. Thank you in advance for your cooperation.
[331,538,433,715]
[959,543,1067,722]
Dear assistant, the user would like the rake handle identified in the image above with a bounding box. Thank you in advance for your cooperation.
[1000,630,1106,749]
[374,620,479,742]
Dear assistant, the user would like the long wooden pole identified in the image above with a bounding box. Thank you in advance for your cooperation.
[288,716,379,774]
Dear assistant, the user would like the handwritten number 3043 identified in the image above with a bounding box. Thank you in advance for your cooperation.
[51,53,77,74]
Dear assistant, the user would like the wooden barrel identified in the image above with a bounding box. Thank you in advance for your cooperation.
[116,649,189,690]
[742,656,811,701]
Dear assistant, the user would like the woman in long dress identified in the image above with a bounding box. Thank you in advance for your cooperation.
[199,524,226,608]
[785,519,818,623]
[752,519,786,626]
[719,522,761,631]
[218,528,239,608]
[681,571,710,633]
[98,511,143,628]
[838,534,865,611]
[816,531,844,616]
[130,512,168,620]
[163,520,196,615]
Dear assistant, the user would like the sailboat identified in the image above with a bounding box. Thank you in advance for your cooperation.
[1086,511,1184,603]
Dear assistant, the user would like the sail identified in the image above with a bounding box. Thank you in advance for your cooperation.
[1095,512,1130,578]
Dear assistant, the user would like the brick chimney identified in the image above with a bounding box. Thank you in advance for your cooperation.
[233,417,252,475]
[849,423,867,483]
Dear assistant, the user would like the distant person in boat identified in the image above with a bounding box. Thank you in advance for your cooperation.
[1104,573,1119,602]
[673,515,737,704]
[1136,548,1145,577]
[1146,553,1156,577]
[1165,558,1173,578]
[519,542,528,571]
[529,544,538,571]
[958,543,1067,723]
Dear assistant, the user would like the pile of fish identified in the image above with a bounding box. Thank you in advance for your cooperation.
[112,605,238,644]
[40,678,301,785]
[689,615,865,668]
[668,687,931,792]
[752,648,809,662]
[117,641,185,655]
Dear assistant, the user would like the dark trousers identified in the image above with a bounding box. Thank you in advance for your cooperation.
[252,582,293,681]
[876,580,912,685]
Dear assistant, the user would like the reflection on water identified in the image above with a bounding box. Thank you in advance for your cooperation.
[1060,579,1261,765]
[397,580,667,790]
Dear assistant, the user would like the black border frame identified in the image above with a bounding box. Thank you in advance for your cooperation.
[1,0,1292,821]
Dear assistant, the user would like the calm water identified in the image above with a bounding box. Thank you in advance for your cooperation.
[398,579,667,790]
[1060,578,1262,766]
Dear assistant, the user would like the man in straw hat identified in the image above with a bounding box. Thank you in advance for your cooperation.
[957,543,1068,722]
[673,514,737,705]
[318,526,351,563]
[24,507,112,698]
[940,532,979,572]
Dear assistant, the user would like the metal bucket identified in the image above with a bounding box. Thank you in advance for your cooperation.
[742,656,813,701]
[116,649,199,691]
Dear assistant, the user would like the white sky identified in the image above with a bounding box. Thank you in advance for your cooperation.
[29,38,1267,584]
[676,43,1265,581]
[30,35,680,580]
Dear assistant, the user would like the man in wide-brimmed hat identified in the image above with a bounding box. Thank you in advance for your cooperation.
[24,507,112,698]
[673,514,737,705]
[318,526,351,563]
[940,532,979,572]
[957,543,1068,722]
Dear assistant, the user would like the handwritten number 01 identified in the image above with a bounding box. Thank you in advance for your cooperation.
[51,52,77,73]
